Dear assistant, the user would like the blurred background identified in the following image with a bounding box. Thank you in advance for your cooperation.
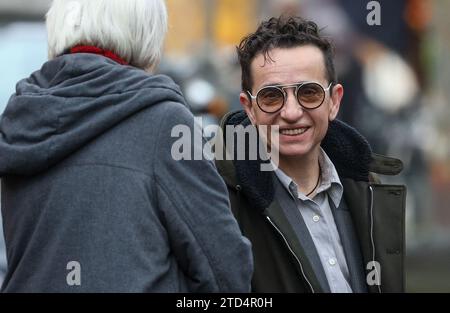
[0,0,449,292]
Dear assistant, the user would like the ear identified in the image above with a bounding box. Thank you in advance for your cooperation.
[240,92,257,125]
[328,83,344,122]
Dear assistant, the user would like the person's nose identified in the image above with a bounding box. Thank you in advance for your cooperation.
[280,88,303,122]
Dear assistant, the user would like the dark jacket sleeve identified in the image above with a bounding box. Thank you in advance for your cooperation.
[153,102,253,292]
[0,196,6,285]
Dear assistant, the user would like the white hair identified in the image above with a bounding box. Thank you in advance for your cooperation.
[46,0,168,70]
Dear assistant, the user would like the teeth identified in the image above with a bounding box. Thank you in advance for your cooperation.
[280,128,308,136]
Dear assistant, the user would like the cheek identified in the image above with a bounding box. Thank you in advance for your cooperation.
[253,110,275,127]
[254,112,278,145]
[311,112,330,138]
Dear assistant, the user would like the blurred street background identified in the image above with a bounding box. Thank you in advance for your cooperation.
[0,0,449,292]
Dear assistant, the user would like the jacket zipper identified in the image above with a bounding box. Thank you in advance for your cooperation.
[265,216,315,293]
[368,186,382,293]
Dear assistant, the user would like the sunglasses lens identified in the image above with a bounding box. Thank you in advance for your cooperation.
[297,83,325,109]
[257,87,284,112]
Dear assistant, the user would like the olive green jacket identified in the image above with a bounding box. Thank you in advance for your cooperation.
[215,111,406,293]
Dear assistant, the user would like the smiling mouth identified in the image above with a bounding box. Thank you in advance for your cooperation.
[279,127,310,136]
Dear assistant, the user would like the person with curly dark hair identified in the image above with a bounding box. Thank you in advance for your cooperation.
[215,16,406,293]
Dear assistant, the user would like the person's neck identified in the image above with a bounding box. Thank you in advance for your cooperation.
[278,148,321,196]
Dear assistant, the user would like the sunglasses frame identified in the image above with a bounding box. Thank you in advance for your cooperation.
[247,81,333,113]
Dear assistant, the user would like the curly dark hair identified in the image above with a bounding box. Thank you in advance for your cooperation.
[237,16,336,92]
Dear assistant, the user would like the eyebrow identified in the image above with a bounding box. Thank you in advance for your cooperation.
[258,80,311,89]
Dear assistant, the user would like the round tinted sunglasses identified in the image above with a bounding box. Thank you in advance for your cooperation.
[247,81,333,113]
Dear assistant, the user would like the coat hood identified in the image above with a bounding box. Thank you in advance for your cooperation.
[0,53,185,176]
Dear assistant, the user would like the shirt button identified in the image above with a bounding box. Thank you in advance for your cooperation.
[313,215,320,222]
[329,258,337,266]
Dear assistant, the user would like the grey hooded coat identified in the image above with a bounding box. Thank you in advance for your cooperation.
[0,53,253,293]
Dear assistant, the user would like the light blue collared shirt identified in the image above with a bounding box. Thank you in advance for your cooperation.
[274,148,352,293]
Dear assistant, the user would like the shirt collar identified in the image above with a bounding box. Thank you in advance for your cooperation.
[274,148,343,207]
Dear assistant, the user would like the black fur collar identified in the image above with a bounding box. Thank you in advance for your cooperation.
[223,110,372,211]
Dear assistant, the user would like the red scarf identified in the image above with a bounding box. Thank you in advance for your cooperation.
[70,45,129,65]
